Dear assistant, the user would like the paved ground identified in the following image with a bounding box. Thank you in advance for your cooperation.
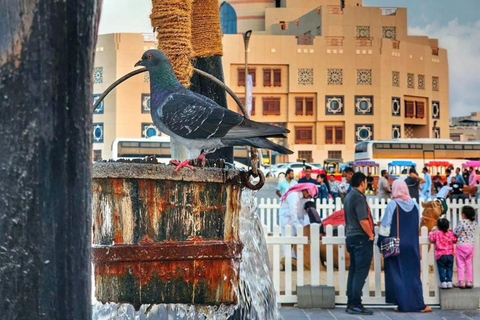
[278,306,480,319]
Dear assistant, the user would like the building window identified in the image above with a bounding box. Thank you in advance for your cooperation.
[263,68,271,86]
[93,94,104,114]
[355,124,374,142]
[405,100,415,118]
[141,93,151,113]
[273,69,282,86]
[325,126,344,144]
[239,97,256,116]
[298,150,313,162]
[415,101,425,119]
[432,101,440,119]
[294,97,314,116]
[355,96,373,115]
[94,67,103,84]
[392,71,400,87]
[418,74,425,90]
[93,123,104,143]
[392,97,401,116]
[392,125,401,139]
[93,150,102,162]
[142,123,161,138]
[326,96,344,115]
[407,73,414,89]
[262,97,281,115]
[295,98,303,115]
[220,2,237,35]
[432,76,439,91]
[327,69,343,85]
[382,26,396,39]
[357,69,372,85]
[356,26,370,38]
[298,68,314,85]
[237,68,256,86]
[295,126,313,144]
[328,150,342,160]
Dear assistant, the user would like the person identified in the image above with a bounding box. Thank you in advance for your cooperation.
[366,172,374,195]
[455,167,466,185]
[433,173,443,194]
[316,174,330,219]
[468,167,477,188]
[435,184,452,215]
[275,168,298,198]
[463,168,470,186]
[298,166,319,184]
[445,168,453,185]
[278,183,318,257]
[377,170,391,202]
[453,205,478,288]
[343,167,355,193]
[404,166,423,202]
[304,201,321,224]
[450,177,467,202]
[421,167,432,200]
[328,174,340,199]
[428,218,457,289]
[344,172,375,315]
[378,180,432,312]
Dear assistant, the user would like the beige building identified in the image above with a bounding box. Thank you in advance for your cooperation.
[450,112,480,141]
[92,0,449,163]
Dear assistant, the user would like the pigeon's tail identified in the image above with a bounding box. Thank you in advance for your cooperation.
[223,137,293,155]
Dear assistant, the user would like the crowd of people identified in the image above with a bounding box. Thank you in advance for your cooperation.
[273,164,478,316]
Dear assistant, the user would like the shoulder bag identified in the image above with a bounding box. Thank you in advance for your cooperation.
[380,203,400,258]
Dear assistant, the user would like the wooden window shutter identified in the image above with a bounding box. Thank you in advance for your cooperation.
[405,100,415,118]
[416,101,425,119]
[263,68,271,86]
[325,126,333,144]
[335,126,344,144]
[305,98,314,116]
[295,98,304,115]
[238,68,245,86]
[273,69,282,86]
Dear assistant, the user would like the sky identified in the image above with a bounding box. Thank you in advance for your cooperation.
[98,0,480,117]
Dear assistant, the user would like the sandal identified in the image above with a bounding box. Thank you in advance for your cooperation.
[421,306,432,313]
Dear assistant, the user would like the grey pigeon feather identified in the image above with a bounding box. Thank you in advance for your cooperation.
[134,50,293,159]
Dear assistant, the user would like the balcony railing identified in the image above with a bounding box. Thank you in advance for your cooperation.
[381,7,397,16]
[327,5,343,14]
[356,37,373,47]
[326,36,344,47]
[392,40,400,50]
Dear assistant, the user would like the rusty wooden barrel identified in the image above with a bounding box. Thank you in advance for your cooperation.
[92,162,245,308]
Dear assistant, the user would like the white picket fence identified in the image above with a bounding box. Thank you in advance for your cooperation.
[258,197,480,306]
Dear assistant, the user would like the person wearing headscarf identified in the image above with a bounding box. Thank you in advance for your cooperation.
[279,183,318,258]
[378,180,432,313]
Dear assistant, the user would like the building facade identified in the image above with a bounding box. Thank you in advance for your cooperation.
[92,0,449,163]
[450,112,480,142]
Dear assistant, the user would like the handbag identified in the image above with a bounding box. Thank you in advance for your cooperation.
[380,204,400,258]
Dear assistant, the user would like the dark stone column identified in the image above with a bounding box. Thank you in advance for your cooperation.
[0,1,100,318]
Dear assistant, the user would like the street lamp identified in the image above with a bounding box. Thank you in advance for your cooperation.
[243,30,252,115]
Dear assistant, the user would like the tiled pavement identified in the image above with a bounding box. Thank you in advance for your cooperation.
[278,306,480,320]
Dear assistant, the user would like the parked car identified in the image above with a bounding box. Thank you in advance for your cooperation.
[271,162,322,179]
[267,163,289,178]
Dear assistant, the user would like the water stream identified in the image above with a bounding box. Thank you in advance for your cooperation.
[92,188,281,320]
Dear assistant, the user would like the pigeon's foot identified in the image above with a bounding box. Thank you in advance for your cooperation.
[170,159,195,172]
[197,154,207,167]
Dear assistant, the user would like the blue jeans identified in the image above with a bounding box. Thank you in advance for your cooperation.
[437,255,454,282]
[346,235,374,307]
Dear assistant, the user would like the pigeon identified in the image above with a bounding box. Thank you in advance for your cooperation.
[134,49,293,170]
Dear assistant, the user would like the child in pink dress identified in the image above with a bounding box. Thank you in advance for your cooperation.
[429,218,457,289]
[453,205,477,288]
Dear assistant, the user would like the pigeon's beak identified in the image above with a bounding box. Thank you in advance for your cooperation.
[134,60,144,67]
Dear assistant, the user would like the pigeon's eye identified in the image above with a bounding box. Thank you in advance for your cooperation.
[147,54,153,60]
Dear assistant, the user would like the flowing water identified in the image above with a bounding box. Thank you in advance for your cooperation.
[92,188,281,320]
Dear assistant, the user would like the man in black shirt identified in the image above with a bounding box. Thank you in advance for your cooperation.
[298,166,319,185]
[450,177,467,202]
[344,172,375,315]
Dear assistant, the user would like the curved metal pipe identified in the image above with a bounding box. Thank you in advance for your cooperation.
[92,67,248,117]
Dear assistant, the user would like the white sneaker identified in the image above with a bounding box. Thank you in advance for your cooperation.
[440,282,448,289]
[447,282,453,289]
